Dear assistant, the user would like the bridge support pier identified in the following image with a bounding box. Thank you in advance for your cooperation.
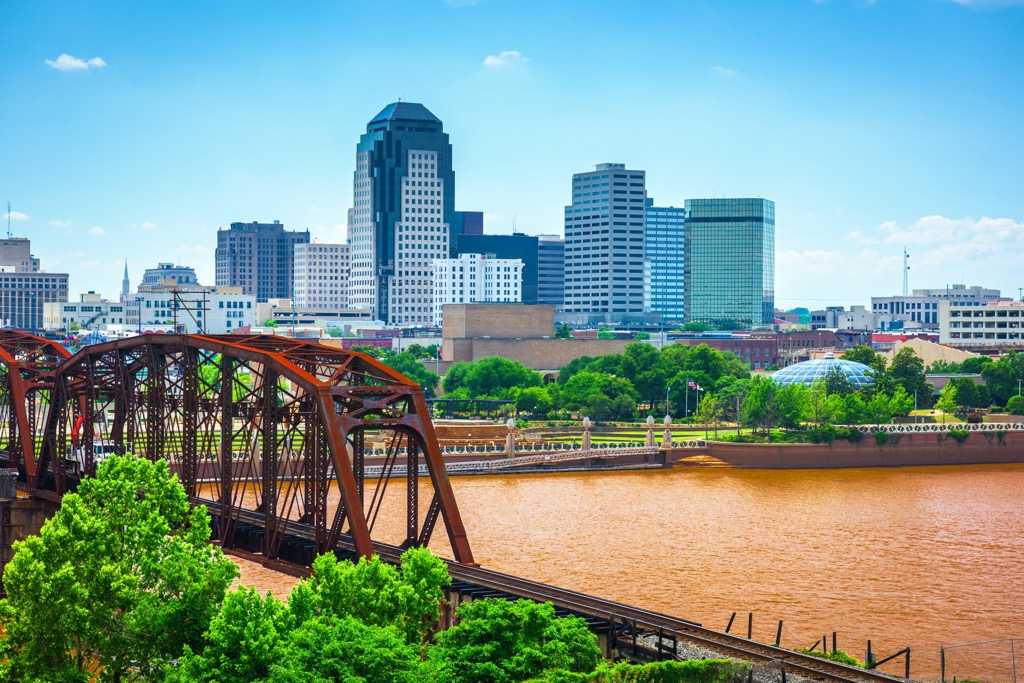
[0,497,58,595]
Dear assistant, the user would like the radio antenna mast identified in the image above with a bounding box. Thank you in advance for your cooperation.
[902,246,910,296]
[6,201,11,239]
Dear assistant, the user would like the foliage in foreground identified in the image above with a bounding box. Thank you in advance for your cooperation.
[526,659,746,683]
[797,648,863,667]
[0,455,239,683]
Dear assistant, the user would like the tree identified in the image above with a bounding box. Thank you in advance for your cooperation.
[947,377,980,409]
[262,318,278,327]
[1007,395,1024,415]
[633,331,650,340]
[596,326,614,340]
[349,344,388,360]
[774,383,809,430]
[0,455,238,683]
[405,343,429,359]
[676,321,711,333]
[694,393,724,438]
[935,382,958,423]
[887,348,932,404]
[553,323,572,339]
[168,587,292,683]
[824,366,856,397]
[560,371,639,421]
[460,357,542,399]
[428,598,601,683]
[866,392,894,424]
[516,386,553,417]
[980,351,1024,405]
[741,375,778,436]
[443,361,473,394]
[961,356,993,374]
[889,385,915,418]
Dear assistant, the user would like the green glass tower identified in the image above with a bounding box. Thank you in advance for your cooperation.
[683,198,775,329]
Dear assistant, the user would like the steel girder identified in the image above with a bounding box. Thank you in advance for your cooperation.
[0,331,473,564]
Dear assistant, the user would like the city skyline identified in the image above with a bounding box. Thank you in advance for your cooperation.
[2,0,1023,309]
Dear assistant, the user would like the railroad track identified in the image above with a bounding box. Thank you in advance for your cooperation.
[212,511,909,683]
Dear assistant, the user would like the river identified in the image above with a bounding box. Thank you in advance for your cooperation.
[235,464,1024,682]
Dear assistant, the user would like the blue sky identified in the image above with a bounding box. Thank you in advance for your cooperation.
[1,0,1022,309]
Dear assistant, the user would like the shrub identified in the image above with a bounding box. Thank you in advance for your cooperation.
[997,428,1008,445]
[966,412,983,424]
[948,427,970,445]
[846,428,864,444]
[1008,395,1024,416]
[873,430,889,446]
[798,649,863,668]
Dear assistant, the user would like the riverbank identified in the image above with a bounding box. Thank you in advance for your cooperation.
[669,429,1024,469]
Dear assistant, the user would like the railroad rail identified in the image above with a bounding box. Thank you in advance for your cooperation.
[214,507,907,683]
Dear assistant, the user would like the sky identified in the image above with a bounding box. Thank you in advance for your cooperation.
[1,0,1023,310]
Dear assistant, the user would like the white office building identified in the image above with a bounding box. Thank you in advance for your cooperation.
[293,242,350,309]
[940,299,1024,348]
[872,284,1004,330]
[133,286,257,334]
[43,292,126,333]
[432,253,523,326]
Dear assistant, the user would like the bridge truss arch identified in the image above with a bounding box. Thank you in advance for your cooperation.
[0,332,473,564]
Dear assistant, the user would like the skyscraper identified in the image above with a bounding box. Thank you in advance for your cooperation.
[683,198,775,328]
[563,163,648,322]
[537,234,565,306]
[215,221,310,302]
[644,198,686,323]
[349,102,454,326]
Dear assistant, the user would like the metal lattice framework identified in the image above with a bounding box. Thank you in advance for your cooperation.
[0,331,473,564]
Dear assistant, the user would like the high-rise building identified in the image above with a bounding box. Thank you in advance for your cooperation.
[644,198,686,323]
[454,233,539,304]
[293,242,350,309]
[432,253,523,326]
[0,238,68,332]
[563,163,648,322]
[451,210,484,255]
[349,102,454,326]
[537,234,565,307]
[215,220,310,302]
[684,198,775,328]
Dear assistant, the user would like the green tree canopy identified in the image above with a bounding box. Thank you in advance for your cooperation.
[456,357,543,399]
[980,351,1024,405]
[428,598,602,683]
[0,455,238,683]
[887,348,932,404]
[553,323,572,339]
[559,371,639,421]
[516,386,554,417]
[384,351,440,398]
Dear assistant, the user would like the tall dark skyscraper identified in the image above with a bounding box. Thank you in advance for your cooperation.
[215,221,310,302]
[349,102,454,325]
[537,234,565,306]
[684,198,775,328]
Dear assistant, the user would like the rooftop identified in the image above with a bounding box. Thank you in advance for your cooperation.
[368,102,442,126]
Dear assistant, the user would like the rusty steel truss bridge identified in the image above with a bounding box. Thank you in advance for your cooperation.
[0,330,473,565]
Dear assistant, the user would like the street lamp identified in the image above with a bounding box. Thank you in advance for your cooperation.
[28,292,36,336]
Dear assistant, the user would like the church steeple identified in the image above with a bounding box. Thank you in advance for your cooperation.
[121,260,130,301]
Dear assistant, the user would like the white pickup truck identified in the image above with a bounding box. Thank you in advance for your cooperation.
[66,440,119,475]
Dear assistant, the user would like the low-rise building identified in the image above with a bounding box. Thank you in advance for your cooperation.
[872,284,1004,331]
[130,286,257,334]
[43,292,126,333]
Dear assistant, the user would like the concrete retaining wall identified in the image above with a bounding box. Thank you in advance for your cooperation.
[670,431,1024,469]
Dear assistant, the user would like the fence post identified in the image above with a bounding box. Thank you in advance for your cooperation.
[833,631,837,653]
[748,612,753,640]
[775,620,783,647]
[940,647,945,683]
[726,612,736,634]
[906,647,911,679]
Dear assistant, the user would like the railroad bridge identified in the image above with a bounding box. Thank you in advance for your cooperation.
[0,331,910,681]
[0,330,473,565]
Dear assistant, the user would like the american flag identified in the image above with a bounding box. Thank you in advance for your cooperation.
[688,379,703,391]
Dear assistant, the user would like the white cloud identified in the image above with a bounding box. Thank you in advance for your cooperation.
[49,219,72,228]
[949,0,1024,7]
[89,226,106,235]
[45,53,107,71]
[141,221,157,230]
[1,211,29,221]
[483,50,527,68]
[711,65,737,77]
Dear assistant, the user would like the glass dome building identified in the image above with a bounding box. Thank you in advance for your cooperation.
[771,352,875,388]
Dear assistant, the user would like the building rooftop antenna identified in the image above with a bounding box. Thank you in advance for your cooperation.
[6,201,11,239]
[902,246,910,296]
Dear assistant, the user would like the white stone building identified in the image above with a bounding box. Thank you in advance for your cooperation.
[940,299,1024,348]
[43,292,127,333]
[293,242,350,309]
[432,253,523,326]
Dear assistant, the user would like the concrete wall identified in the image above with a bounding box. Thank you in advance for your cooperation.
[457,338,634,371]
[669,431,1024,469]
[442,304,554,340]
